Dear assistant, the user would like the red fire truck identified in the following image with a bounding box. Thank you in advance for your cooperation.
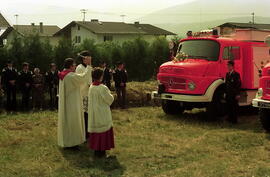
[152,29,270,119]
[252,36,270,131]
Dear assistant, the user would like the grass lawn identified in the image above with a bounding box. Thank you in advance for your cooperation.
[0,107,270,177]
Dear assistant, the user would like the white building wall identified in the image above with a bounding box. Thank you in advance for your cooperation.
[4,30,60,47]
[70,24,170,44]
[71,24,100,45]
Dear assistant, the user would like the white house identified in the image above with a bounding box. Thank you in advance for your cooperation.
[54,20,176,44]
[215,22,270,35]
[0,13,11,46]
[0,22,61,47]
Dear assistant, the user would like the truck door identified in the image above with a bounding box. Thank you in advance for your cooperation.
[220,46,242,78]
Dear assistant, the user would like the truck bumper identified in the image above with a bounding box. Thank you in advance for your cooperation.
[151,91,212,103]
[252,98,270,109]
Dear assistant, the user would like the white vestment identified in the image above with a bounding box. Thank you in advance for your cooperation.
[88,84,114,133]
[58,66,92,147]
[76,64,92,112]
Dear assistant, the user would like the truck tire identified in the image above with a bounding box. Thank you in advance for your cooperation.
[206,88,227,120]
[161,100,184,115]
[259,108,270,132]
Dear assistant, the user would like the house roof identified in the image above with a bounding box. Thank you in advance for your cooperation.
[218,22,270,30]
[54,21,176,36]
[0,13,10,27]
[0,24,60,39]
[129,23,176,35]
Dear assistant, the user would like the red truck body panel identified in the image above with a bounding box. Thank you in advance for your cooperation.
[158,32,270,97]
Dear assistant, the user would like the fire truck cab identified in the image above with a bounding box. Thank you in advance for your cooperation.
[252,35,270,131]
[152,29,270,118]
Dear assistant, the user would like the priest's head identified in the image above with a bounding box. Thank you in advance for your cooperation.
[78,50,92,66]
[64,58,76,72]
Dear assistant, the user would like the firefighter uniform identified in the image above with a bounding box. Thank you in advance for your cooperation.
[1,67,18,112]
[18,70,33,111]
[225,70,241,124]
[113,69,128,108]
[45,70,59,109]
[102,67,112,89]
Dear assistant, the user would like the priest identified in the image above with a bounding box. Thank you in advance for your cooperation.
[58,58,92,148]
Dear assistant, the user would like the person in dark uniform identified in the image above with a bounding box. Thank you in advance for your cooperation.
[18,62,33,112]
[113,62,128,109]
[1,60,18,113]
[45,63,59,110]
[225,60,241,124]
[100,61,112,90]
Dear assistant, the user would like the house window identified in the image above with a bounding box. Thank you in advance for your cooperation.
[3,39,7,45]
[78,25,80,31]
[223,46,240,60]
[75,36,81,43]
[104,35,113,42]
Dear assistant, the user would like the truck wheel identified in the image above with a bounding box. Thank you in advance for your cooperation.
[206,88,226,120]
[259,108,270,132]
[161,100,184,115]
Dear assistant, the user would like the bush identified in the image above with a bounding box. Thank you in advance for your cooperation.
[1,36,172,81]
[54,38,75,70]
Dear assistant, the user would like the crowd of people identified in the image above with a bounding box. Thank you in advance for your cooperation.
[0,55,128,114]
[0,49,242,159]
[0,61,59,113]
[0,50,128,159]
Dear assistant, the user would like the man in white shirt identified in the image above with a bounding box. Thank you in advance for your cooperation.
[75,51,92,139]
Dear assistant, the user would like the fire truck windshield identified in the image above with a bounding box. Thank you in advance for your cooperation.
[177,40,220,61]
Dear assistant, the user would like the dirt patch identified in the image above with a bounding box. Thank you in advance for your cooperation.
[4,122,33,131]
[0,138,29,147]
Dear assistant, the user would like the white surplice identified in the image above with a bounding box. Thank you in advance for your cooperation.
[57,66,92,147]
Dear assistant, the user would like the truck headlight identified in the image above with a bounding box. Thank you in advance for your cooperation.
[257,88,263,97]
[188,82,196,91]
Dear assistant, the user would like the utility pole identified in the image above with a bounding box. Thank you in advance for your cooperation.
[80,9,87,22]
[14,14,19,28]
[120,14,126,23]
[251,12,255,24]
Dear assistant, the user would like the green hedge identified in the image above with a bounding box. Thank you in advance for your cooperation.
[0,34,179,81]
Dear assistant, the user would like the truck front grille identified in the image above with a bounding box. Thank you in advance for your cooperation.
[159,76,186,90]
[265,80,270,95]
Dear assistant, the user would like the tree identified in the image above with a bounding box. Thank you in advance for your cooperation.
[122,38,151,81]
[54,38,75,70]
[0,46,9,69]
[22,34,54,72]
[150,37,170,76]
[8,34,24,69]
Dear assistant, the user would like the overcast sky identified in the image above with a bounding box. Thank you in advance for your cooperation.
[1,0,194,13]
[0,0,195,26]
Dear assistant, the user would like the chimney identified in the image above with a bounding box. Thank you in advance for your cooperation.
[39,22,43,33]
[134,21,140,26]
[91,19,99,22]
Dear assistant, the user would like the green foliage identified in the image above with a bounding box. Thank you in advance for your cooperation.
[150,36,171,76]
[8,34,24,69]
[122,38,150,81]
[0,46,9,70]
[1,35,172,80]
[54,38,75,70]
[22,34,53,71]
